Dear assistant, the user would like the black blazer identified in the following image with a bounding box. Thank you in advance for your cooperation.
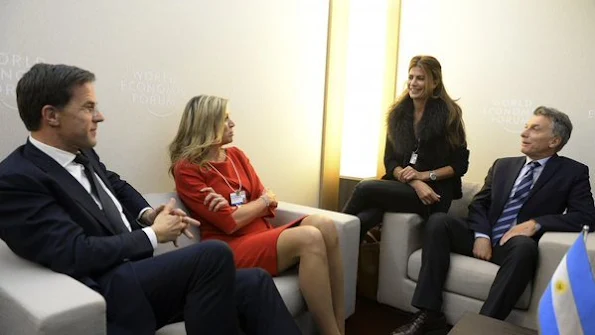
[384,98,469,209]
[468,155,595,240]
[0,141,156,333]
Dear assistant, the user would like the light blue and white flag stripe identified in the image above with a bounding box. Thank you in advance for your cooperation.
[539,231,595,335]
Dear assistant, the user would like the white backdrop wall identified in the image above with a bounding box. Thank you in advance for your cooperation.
[397,0,595,188]
[0,0,329,206]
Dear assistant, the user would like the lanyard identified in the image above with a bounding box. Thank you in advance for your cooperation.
[413,138,420,154]
[207,153,243,194]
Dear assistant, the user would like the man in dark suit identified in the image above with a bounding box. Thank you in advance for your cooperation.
[391,106,595,335]
[0,63,301,335]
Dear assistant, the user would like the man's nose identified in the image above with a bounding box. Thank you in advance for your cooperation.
[93,111,105,122]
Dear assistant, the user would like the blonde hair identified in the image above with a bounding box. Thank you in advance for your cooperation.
[388,55,466,148]
[169,95,228,175]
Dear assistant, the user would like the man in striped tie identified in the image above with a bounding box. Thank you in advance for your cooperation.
[392,106,595,335]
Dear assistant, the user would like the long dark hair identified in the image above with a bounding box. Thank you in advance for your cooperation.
[387,55,466,149]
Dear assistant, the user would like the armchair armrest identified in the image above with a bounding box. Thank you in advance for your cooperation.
[377,212,425,309]
[0,241,106,335]
[269,201,360,317]
[525,231,595,326]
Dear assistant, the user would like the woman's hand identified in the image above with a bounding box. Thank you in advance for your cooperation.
[409,180,441,205]
[261,188,278,209]
[200,187,230,212]
[398,166,423,182]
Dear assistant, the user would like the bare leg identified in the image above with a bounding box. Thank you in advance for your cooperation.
[277,225,341,335]
[301,215,345,335]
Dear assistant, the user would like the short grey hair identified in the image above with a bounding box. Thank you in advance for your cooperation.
[533,106,573,151]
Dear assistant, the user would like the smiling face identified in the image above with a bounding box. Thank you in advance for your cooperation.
[407,66,436,101]
[47,82,104,153]
[520,115,561,160]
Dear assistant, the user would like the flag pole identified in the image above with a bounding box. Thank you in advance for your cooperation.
[583,225,590,243]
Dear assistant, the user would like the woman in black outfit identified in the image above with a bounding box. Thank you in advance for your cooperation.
[343,55,469,241]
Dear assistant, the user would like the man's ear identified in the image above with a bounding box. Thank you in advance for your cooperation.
[549,136,562,149]
[41,105,60,127]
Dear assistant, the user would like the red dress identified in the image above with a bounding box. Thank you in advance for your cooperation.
[174,147,301,276]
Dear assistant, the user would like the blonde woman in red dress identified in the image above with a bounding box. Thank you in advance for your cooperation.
[169,95,345,335]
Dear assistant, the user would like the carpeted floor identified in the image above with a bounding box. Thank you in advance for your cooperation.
[345,297,414,335]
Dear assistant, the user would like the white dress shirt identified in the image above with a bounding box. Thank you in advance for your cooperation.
[29,136,157,248]
[475,156,552,241]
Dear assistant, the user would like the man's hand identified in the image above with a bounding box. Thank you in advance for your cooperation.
[499,219,539,246]
[151,198,200,246]
[142,204,190,226]
[473,237,492,261]
[399,166,423,182]
[410,180,441,205]
[201,187,230,212]
[141,205,163,226]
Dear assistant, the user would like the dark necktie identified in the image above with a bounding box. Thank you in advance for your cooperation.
[492,161,541,245]
[74,153,127,234]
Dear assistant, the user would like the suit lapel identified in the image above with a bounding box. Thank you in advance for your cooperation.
[493,157,526,216]
[24,142,118,235]
[527,154,561,200]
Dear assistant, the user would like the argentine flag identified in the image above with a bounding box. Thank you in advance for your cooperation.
[539,228,595,335]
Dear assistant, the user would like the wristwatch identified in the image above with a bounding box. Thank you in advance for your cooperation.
[429,171,437,181]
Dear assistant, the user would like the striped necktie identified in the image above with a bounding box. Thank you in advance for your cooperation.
[492,161,541,245]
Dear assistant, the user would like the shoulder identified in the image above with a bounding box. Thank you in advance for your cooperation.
[0,145,37,177]
[427,99,451,119]
[489,156,524,171]
[0,147,45,190]
[551,155,589,172]
[226,146,250,162]
[173,159,202,179]
[494,156,524,165]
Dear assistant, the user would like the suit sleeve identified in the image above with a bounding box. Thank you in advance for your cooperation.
[467,159,497,236]
[534,164,595,232]
[174,162,240,234]
[0,173,153,279]
[87,149,150,216]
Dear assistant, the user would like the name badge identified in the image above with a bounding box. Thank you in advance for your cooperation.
[409,152,418,165]
[230,190,247,206]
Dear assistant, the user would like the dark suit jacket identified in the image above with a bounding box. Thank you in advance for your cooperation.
[0,141,156,333]
[468,155,595,240]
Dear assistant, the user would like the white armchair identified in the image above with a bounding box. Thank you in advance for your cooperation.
[0,192,360,335]
[376,182,595,330]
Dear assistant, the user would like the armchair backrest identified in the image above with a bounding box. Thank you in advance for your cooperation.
[447,182,483,219]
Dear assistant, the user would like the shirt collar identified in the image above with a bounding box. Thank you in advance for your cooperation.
[525,155,552,167]
[29,135,77,168]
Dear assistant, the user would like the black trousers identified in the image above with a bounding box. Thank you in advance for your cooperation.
[102,240,300,335]
[412,213,538,320]
[343,179,450,241]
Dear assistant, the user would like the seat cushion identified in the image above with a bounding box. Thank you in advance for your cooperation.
[156,322,185,335]
[407,250,532,309]
[272,268,305,316]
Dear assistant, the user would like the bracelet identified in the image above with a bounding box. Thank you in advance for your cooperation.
[260,195,270,207]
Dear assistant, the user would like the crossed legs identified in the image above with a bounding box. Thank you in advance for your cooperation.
[276,214,345,335]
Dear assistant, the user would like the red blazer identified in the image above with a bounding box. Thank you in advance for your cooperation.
[174,147,275,244]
